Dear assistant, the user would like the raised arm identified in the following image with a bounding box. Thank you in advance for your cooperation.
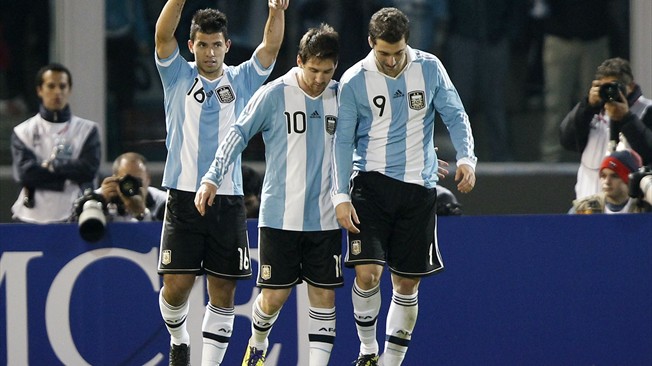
[254,0,289,69]
[155,0,185,60]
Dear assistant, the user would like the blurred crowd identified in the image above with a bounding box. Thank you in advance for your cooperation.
[0,0,633,164]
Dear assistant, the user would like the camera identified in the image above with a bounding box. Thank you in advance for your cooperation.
[629,165,652,204]
[599,82,626,102]
[118,174,142,197]
[73,189,107,243]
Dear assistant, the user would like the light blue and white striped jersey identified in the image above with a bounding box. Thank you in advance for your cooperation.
[156,46,273,194]
[332,47,477,200]
[203,67,339,231]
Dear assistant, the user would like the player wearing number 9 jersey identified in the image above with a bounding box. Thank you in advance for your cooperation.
[331,7,477,366]
[196,24,342,366]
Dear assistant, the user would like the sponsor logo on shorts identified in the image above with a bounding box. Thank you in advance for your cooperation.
[408,91,425,110]
[162,250,171,265]
[351,240,362,255]
[261,265,272,280]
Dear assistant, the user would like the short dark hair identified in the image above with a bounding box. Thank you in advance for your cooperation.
[35,63,73,89]
[368,7,410,45]
[298,23,340,64]
[190,8,228,41]
[595,57,634,85]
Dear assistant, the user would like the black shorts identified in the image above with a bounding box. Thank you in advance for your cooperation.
[158,189,252,279]
[257,227,344,289]
[346,172,444,277]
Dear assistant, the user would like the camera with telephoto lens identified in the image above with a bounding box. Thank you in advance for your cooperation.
[118,174,142,197]
[629,165,652,204]
[599,82,626,103]
[73,189,107,243]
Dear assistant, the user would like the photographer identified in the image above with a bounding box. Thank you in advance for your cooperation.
[571,150,651,214]
[98,152,166,222]
[560,57,652,200]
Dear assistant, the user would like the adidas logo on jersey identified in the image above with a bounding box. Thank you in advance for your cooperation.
[393,90,404,98]
[310,110,321,118]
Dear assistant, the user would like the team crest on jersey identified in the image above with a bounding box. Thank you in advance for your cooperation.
[351,240,362,255]
[216,86,235,103]
[162,250,171,265]
[261,265,272,280]
[325,115,337,135]
[408,91,425,110]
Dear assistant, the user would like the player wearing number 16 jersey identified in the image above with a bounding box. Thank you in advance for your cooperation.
[154,1,288,365]
[196,24,342,366]
[331,8,477,366]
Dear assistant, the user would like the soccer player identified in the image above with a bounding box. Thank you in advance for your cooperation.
[154,0,288,365]
[195,24,341,366]
[331,7,477,366]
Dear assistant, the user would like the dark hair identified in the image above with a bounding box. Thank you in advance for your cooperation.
[368,7,410,45]
[190,8,228,41]
[35,63,73,89]
[595,57,634,85]
[298,23,340,64]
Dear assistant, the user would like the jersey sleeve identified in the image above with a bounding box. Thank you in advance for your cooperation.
[155,46,188,90]
[228,52,275,101]
[432,58,477,169]
[331,79,358,204]
[202,85,274,187]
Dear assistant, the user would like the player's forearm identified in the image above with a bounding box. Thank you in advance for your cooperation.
[155,0,184,57]
[256,6,286,69]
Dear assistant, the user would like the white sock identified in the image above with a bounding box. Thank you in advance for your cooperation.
[158,289,190,346]
[352,280,381,355]
[308,306,336,366]
[201,304,234,366]
[249,293,279,351]
[383,290,418,366]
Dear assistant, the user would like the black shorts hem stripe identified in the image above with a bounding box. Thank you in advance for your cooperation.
[388,265,445,278]
[303,277,345,289]
[256,278,302,289]
[205,268,253,279]
[344,259,385,268]
[158,268,203,275]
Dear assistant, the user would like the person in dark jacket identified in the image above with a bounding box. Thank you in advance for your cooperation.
[560,57,652,200]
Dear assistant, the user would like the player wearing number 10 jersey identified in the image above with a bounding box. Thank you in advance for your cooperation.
[196,24,342,366]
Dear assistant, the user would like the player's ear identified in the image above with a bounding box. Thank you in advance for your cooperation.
[225,39,231,53]
[187,40,194,54]
[368,36,374,49]
[296,55,303,68]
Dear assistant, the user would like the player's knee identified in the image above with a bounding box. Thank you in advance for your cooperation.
[260,288,291,313]
[392,276,420,295]
[356,271,382,289]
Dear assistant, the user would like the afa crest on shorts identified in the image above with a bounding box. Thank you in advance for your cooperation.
[325,115,337,135]
[261,265,272,280]
[408,91,425,110]
[162,250,172,265]
[216,85,235,103]
[351,240,362,256]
